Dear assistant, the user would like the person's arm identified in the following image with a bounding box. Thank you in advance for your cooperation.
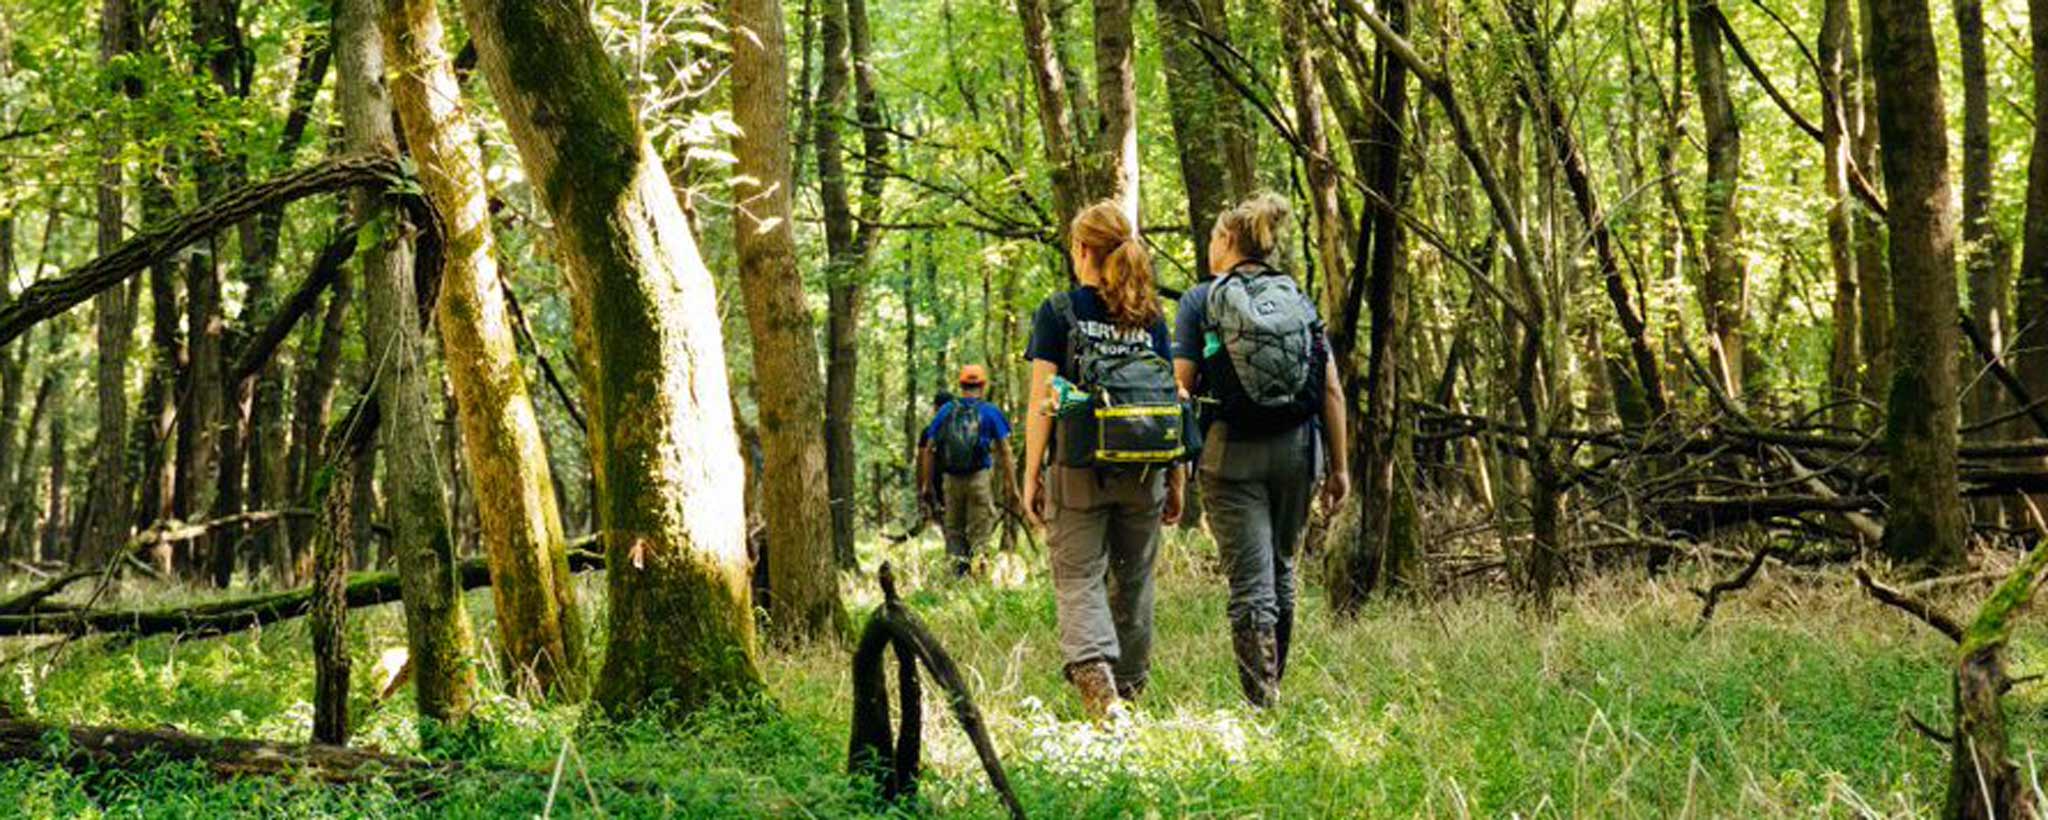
[1021,359,1058,527]
[993,438,1017,511]
[917,443,934,498]
[1174,359,1198,396]
[1319,355,1350,508]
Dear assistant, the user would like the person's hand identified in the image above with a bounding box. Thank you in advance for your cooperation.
[1320,470,1351,512]
[1022,474,1047,530]
[1162,480,1184,526]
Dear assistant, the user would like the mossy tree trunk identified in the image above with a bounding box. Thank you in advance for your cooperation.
[727,0,846,643]
[457,0,763,714]
[1866,0,1967,570]
[336,0,477,730]
[84,0,138,567]
[383,0,587,701]
[2018,0,2048,443]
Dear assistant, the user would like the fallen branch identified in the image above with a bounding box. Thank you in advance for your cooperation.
[0,551,605,640]
[1691,546,1779,635]
[1854,566,1965,643]
[0,718,450,795]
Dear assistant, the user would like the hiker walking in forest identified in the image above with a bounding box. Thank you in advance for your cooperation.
[919,367,1014,577]
[1174,195,1348,707]
[1022,201,1188,720]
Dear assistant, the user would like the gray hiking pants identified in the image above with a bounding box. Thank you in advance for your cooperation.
[1044,464,1165,688]
[942,470,996,574]
[1200,422,1319,632]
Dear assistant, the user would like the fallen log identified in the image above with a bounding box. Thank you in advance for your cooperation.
[0,551,605,640]
[0,718,450,794]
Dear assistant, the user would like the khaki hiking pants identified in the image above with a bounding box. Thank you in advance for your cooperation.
[942,469,997,575]
[1044,464,1165,689]
[1200,422,1319,632]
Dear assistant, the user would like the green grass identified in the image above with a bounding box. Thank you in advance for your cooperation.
[0,529,2038,817]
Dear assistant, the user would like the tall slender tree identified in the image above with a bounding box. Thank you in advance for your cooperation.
[1866,0,1965,570]
[337,0,477,730]
[457,0,763,714]
[1158,0,1256,274]
[727,0,844,642]
[1093,0,1138,223]
[1687,0,1747,396]
[84,0,138,565]
[383,0,588,700]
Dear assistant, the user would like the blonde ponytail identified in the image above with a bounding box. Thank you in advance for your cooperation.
[1212,193,1294,264]
[1070,200,1162,329]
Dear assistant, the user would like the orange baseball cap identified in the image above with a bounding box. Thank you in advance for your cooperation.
[958,364,989,386]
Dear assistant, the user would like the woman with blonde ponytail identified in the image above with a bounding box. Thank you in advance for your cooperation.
[1021,201,1184,721]
[1174,194,1349,708]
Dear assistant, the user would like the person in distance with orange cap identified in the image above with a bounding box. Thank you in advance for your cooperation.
[917,364,1016,577]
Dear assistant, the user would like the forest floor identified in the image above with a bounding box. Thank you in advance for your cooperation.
[0,528,2036,818]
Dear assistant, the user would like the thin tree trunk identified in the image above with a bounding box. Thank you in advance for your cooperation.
[1015,0,1084,239]
[815,0,860,569]
[337,0,476,732]
[286,248,352,582]
[1688,0,1747,397]
[311,420,364,745]
[84,0,138,568]
[1852,0,1891,408]
[728,0,845,643]
[383,0,587,701]
[1866,0,1966,570]
[458,0,763,715]
[1822,0,1860,431]
[1284,1,1349,315]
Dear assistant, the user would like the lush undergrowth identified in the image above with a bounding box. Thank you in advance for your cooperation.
[0,530,2039,817]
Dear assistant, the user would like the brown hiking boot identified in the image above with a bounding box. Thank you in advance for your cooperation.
[1068,660,1120,722]
[1232,625,1278,708]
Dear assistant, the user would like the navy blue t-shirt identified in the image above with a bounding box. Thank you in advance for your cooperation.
[922,398,1012,473]
[1172,280,1216,363]
[1025,287,1172,379]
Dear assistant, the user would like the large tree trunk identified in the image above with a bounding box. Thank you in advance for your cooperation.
[1866,0,1966,570]
[458,0,763,714]
[728,0,845,643]
[179,0,241,580]
[1092,0,1139,222]
[336,0,476,730]
[1822,0,1860,430]
[1157,0,1255,274]
[383,0,587,701]
[1687,0,1747,397]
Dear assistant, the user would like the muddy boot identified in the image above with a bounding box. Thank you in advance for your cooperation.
[1274,607,1294,681]
[1068,660,1120,722]
[1231,625,1277,708]
[1115,675,1146,704]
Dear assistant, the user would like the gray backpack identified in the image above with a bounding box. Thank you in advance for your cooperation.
[1199,263,1325,437]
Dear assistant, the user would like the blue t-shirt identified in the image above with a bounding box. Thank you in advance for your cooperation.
[1172,280,1216,363]
[1025,287,1172,380]
[922,398,1012,473]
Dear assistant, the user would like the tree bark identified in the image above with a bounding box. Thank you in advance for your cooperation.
[1283,1,1349,316]
[2025,0,2048,417]
[1822,0,1860,430]
[1866,0,1967,569]
[311,421,365,745]
[1157,0,1255,274]
[337,0,477,730]
[1015,0,1084,238]
[728,0,846,643]
[383,0,587,701]
[814,0,861,569]
[85,0,138,567]
[1688,0,1747,397]
[1852,0,1891,408]
[457,0,764,715]
[1092,0,1139,222]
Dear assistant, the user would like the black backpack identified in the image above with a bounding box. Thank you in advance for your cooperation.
[1199,262,1326,437]
[935,399,986,474]
[1051,293,1185,468]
